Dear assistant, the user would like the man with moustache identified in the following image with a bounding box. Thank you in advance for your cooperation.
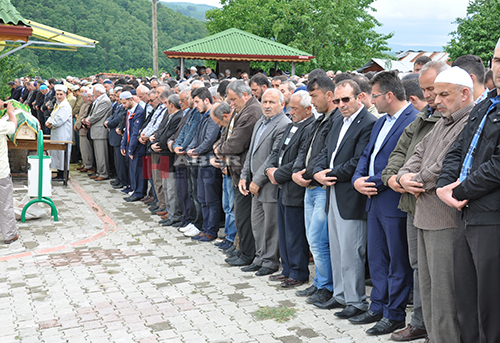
[381,61,449,342]
[239,88,291,276]
[266,90,315,287]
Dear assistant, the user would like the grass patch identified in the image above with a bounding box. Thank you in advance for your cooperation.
[254,306,298,323]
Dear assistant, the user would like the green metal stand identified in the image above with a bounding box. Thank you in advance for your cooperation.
[21,130,58,222]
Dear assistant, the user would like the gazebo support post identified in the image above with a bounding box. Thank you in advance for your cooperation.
[291,62,295,76]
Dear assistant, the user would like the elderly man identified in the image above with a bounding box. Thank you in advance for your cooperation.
[436,39,500,343]
[239,88,291,275]
[151,93,183,226]
[0,101,19,244]
[75,88,95,174]
[105,87,129,189]
[120,91,145,202]
[266,90,315,287]
[46,84,73,181]
[83,84,112,181]
[249,73,270,102]
[313,80,377,317]
[351,71,418,336]
[381,60,449,342]
[398,67,474,343]
[215,81,262,265]
[210,102,238,251]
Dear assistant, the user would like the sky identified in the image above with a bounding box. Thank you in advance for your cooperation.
[159,0,471,51]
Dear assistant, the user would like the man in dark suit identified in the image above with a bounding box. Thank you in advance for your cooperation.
[351,71,418,336]
[151,94,183,227]
[105,87,128,189]
[266,90,315,287]
[167,89,195,229]
[239,88,291,276]
[313,80,377,318]
[120,91,145,202]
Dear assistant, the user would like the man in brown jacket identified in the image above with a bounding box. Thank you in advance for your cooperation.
[381,61,449,341]
[397,67,474,343]
[215,81,262,266]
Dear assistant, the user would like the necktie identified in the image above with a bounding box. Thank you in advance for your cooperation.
[459,95,500,181]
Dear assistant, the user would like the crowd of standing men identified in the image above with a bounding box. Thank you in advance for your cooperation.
[3,39,500,343]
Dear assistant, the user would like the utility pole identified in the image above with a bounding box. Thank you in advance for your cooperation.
[152,0,159,77]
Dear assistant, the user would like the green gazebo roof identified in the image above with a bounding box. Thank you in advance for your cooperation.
[0,0,28,25]
[164,28,314,62]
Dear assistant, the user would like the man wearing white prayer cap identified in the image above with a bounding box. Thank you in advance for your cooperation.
[397,66,474,343]
[46,84,73,181]
[436,40,500,343]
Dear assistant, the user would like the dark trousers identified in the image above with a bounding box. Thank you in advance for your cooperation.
[188,166,203,229]
[113,146,129,187]
[454,219,500,343]
[176,166,192,225]
[367,196,412,322]
[197,166,222,237]
[128,153,144,198]
[277,190,309,281]
[233,185,255,263]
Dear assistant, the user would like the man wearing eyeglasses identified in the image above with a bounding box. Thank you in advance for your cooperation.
[312,80,377,318]
[351,71,418,336]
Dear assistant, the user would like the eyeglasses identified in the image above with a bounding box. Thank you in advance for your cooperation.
[372,91,388,99]
[332,96,355,105]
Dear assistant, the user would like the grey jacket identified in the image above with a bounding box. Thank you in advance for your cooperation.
[240,111,291,203]
[88,94,112,139]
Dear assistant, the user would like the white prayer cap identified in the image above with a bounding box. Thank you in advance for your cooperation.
[54,84,68,92]
[496,37,500,49]
[190,66,197,71]
[120,91,133,99]
[434,66,473,89]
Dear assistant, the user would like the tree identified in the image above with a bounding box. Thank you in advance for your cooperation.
[206,0,393,72]
[0,52,27,99]
[446,0,500,63]
[11,0,207,78]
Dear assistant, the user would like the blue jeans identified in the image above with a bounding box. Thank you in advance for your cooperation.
[222,175,237,242]
[304,187,332,291]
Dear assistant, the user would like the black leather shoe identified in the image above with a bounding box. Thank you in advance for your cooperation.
[124,195,141,202]
[335,305,366,319]
[306,288,332,304]
[255,266,277,276]
[296,285,317,297]
[112,184,126,189]
[349,309,383,325]
[241,264,260,272]
[366,317,405,336]
[227,257,251,267]
[313,297,345,309]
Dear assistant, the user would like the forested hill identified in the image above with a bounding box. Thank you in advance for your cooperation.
[11,0,208,78]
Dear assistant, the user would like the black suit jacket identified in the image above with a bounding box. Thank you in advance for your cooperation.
[314,106,377,220]
[267,116,315,207]
[155,110,183,170]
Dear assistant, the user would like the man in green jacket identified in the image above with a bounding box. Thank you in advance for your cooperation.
[381,60,449,342]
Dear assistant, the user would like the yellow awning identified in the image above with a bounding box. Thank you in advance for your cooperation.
[0,19,98,56]
[27,20,98,47]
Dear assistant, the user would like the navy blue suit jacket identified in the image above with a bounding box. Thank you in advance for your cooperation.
[121,104,145,156]
[107,103,124,147]
[352,103,418,217]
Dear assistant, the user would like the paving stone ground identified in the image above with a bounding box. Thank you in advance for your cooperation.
[0,167,427,343]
